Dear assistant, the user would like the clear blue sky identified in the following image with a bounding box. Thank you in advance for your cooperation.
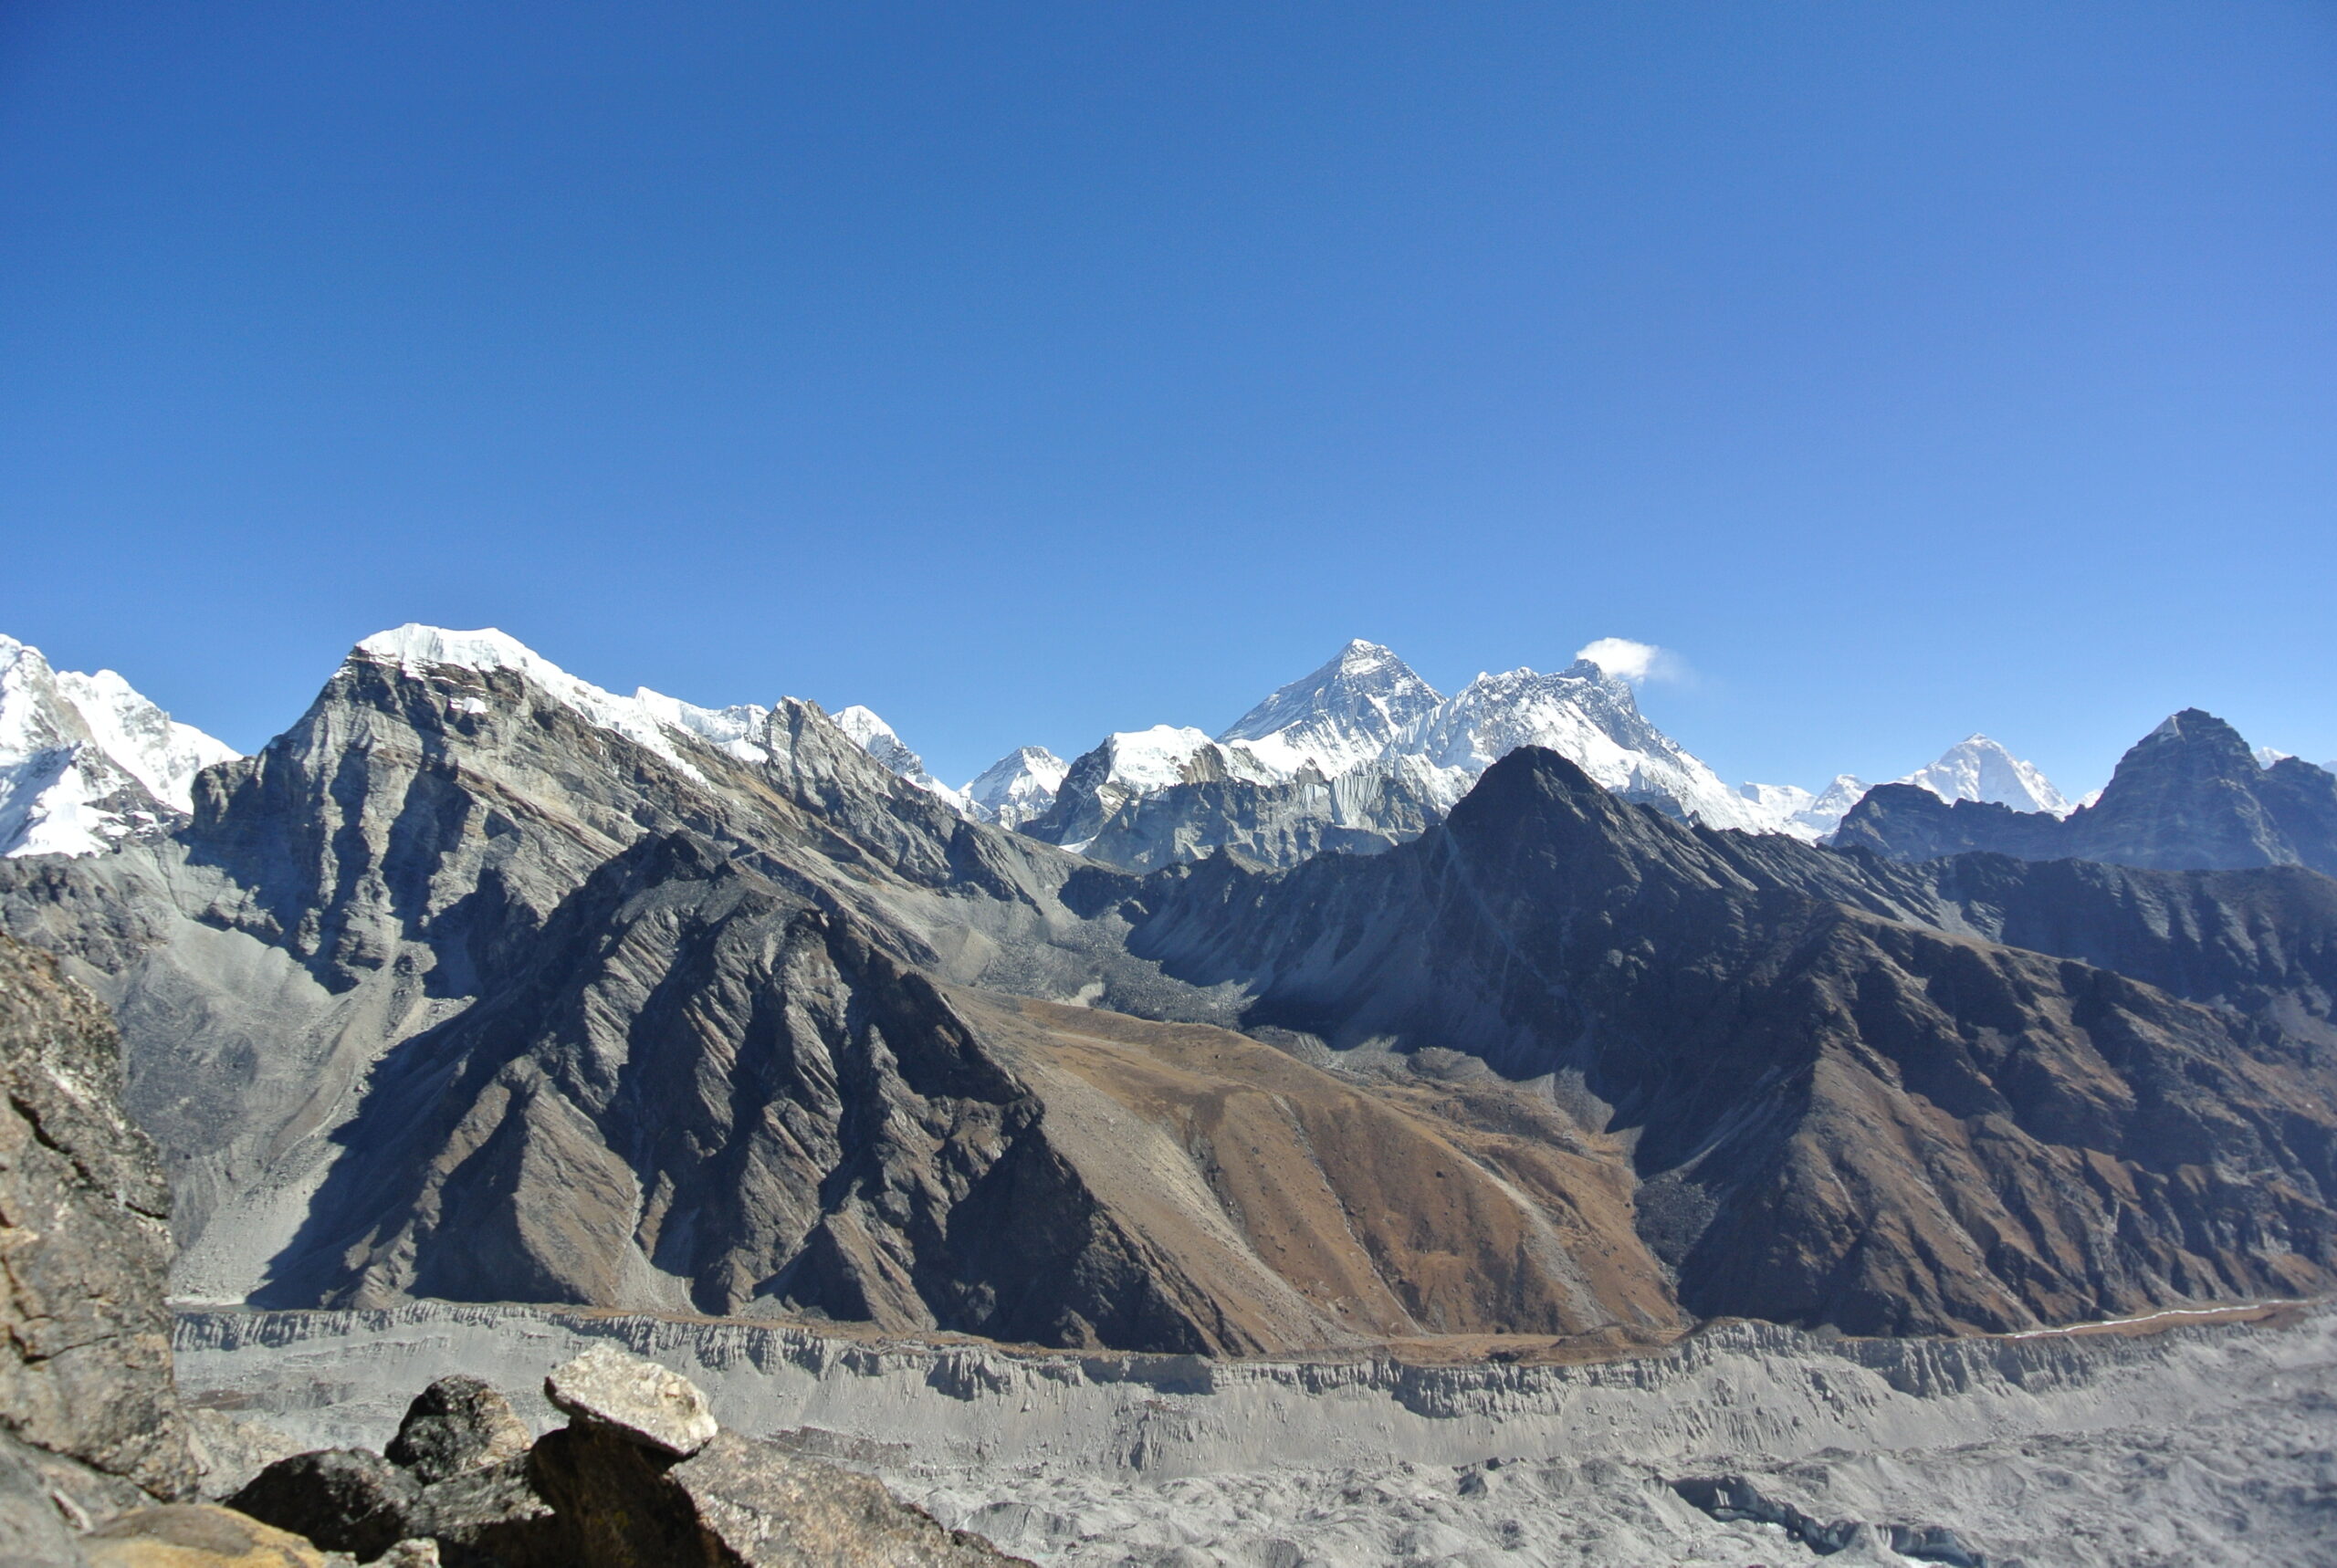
[4,2,2332,794]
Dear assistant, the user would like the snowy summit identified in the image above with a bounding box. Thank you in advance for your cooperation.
[0,633,239,857]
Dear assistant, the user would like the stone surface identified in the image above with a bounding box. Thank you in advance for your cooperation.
[0,1440,84,1567]
[524,1421,1027,1568]
[186,1412,307,1502]
[543,1346,717,1458]
[0,934,199,1504]
[226,1451,418,1563]
[364,1543,438,1568]
[79,1503,332,1568]
[177,1299,2337,1568]
[396,1455,555,1566]
[383,1379,529,1485]
[672,1431,1025,1568]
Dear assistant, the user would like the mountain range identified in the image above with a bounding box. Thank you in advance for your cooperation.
[873,638,2089,869]
[1,631,2087,873]
[1,622,2333,1355]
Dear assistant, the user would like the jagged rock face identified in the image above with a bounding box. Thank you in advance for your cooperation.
[1096,748,2337,1334]
[0,934,199,1509]
[1838,708,2337,874]
[0,643,1175,1304]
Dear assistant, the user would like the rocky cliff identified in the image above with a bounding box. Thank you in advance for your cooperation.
[0,934,200,1554]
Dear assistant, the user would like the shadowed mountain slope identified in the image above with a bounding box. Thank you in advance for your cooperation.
[1839,708,2337,874]
[1085,747,2337,1334]
[257,827,1682,1348]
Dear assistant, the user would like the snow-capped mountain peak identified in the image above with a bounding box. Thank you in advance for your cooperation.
[1220,640,1443,779]
[0,633,240,858]
[355,624,714,776]
[829,705,971,809]
[1900,734,2070,817]
[1737,735,2070,841]
[964,746,1069,828]
[1396,658,1768,831]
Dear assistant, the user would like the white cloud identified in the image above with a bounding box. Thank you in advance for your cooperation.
[1573,637,1679,684]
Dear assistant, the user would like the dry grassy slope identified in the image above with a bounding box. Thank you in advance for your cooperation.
[951,993,1683,1347]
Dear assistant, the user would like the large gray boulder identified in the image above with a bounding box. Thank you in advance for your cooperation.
[543,1345,718,1458]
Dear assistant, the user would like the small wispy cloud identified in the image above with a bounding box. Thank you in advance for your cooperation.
[1573,637,1682,685]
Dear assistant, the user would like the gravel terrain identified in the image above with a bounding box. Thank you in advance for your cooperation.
[175,1301,2337,1566]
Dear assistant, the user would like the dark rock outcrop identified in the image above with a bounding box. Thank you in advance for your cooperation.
[0,933,199,1537]
[227,1449,419,1562]
[383,1379,531,1486]
[1670,1476,1986,1565]
[1838,708,2337,874]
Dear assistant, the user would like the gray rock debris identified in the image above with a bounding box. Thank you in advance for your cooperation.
[384,1377,531,1485]
[544,1344,718,1458]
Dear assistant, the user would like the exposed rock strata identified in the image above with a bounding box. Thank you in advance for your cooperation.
[173,1301,2337,1568]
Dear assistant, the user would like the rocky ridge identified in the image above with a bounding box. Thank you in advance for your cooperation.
[0,933,201,1548]
[0,921,1036,1566]
[1839,707,2337,873]
[1089,746,2337,1334]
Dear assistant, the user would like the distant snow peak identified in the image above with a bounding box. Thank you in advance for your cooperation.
[0,632,239,859]
[1102,726,1277,791]
[355,623,716,776]
[965,746,1068,829]
[1736,735,2070,843]
[1220,639,1442,779]
[1901,735,2070,817]
[1404,661,1766,831]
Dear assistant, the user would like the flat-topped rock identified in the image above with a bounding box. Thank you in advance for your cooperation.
[543,1346,717,1458]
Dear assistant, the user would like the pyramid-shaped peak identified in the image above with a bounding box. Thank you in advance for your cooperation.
[1219,642,1442,777]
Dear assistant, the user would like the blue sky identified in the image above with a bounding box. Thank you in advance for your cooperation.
[3,2,2332,794]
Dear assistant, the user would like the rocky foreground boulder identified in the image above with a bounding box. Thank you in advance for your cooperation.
[229,1350,1022,1567]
